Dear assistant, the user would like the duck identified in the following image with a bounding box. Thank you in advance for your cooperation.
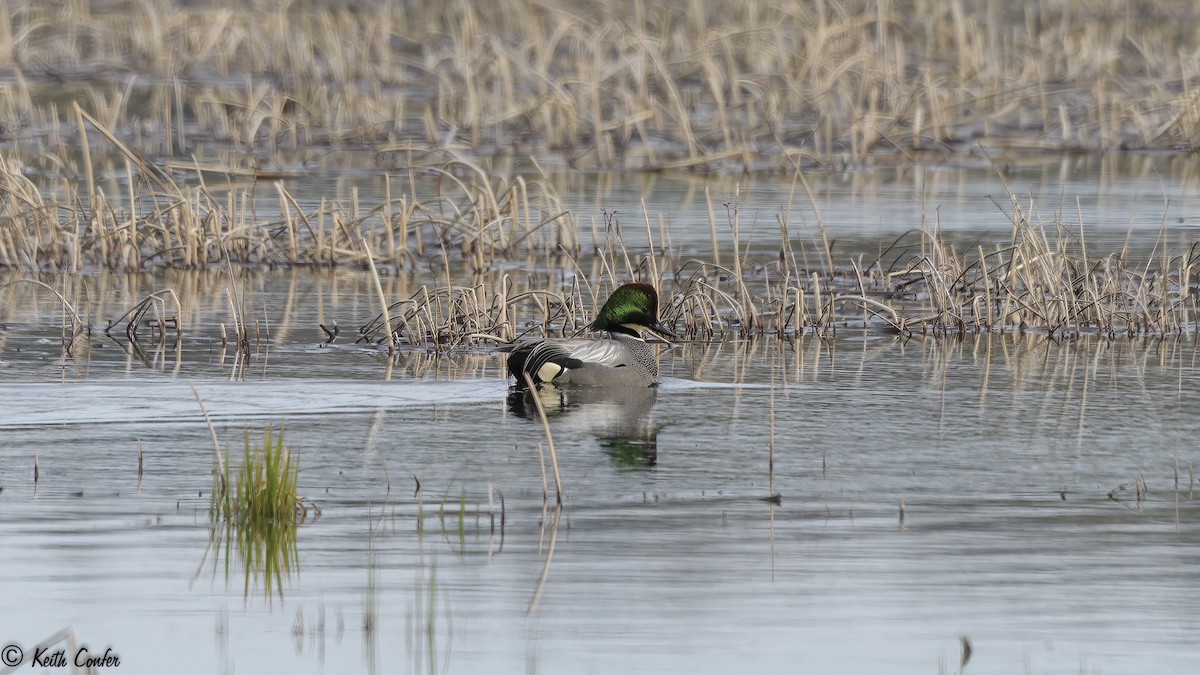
[506,282,675,388]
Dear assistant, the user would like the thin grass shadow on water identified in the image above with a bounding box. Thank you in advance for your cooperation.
[404,558,455,675]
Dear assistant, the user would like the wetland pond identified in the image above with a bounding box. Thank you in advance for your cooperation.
[3,160,1200,675]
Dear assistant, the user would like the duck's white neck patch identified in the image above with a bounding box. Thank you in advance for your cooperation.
[620,323,651,340]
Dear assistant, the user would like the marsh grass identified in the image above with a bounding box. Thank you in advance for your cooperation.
[210,424,308,525]
[2,0,1198,347]
[6,85,1200,350]
[6,168,1200,365]
[883,197,1200,339]
[4,1,1200,351]
[208,423,315,601]
[0,150,575,274]
[4,1,1200,171]
[350,189,1200,348]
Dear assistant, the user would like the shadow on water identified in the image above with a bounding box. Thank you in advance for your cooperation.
[507,385,661,469]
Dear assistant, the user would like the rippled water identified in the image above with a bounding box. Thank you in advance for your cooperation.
[3,161,1200,675]
[3,330,1199,674]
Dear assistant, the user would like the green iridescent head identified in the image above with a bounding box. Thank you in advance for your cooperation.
[590,283,676,339]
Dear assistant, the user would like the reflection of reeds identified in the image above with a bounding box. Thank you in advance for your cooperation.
[526,505,562,618]
[406,559,453,675]
[0,279,84,357]
[521,372,564,506]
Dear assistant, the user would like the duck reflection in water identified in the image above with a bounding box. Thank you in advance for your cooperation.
[506,386,661,469]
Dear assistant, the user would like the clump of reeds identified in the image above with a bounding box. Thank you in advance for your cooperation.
[7,138,1200,351]
[209,423,315,600]
[344,183,1200,352]
[7,182,1200,358]
[1,128,578,273]
[883,196,1200,339]
[210,424,309,525]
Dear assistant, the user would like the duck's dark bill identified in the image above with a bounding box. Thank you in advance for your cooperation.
[647,322,677,342]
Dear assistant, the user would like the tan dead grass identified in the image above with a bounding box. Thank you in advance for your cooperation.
[1,1,1200,171]
[4,147,1198,346]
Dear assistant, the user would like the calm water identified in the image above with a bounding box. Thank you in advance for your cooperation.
[3,162,1200,674]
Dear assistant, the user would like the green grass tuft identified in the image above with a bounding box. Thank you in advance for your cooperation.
[208,422,312,601]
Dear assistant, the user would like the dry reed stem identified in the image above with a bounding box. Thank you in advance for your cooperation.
[360,237,395,356]
[1,278,85,355]
[2,2,1199,174]
[190,383,226,495]
[521,372,563,506]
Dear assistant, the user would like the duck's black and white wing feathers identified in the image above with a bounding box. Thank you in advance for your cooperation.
[508,338,636,386]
